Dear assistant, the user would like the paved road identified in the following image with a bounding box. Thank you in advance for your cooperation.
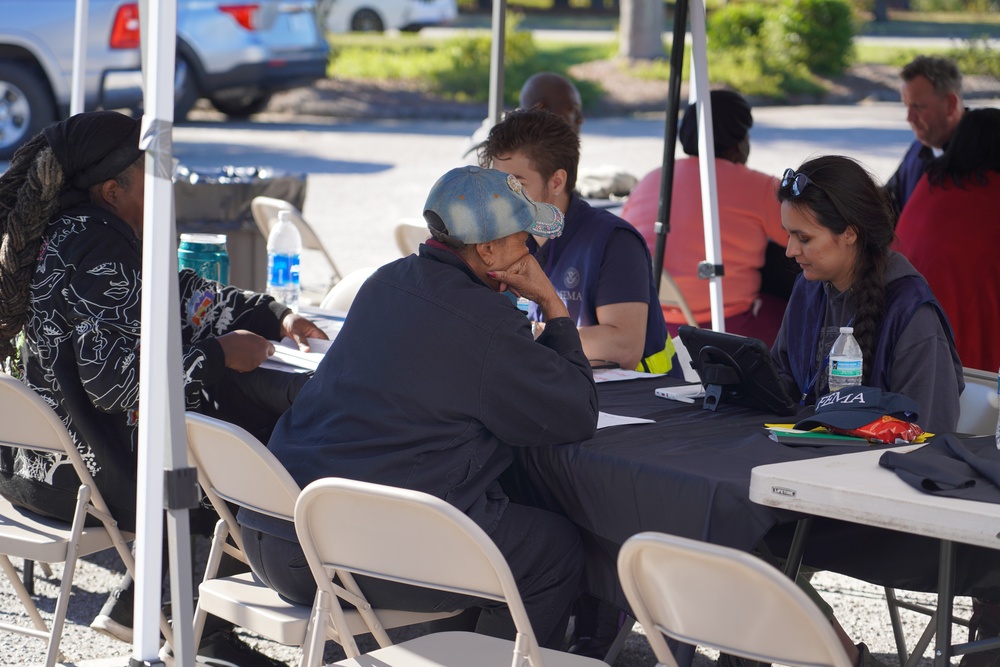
[168,99,1000,279]
[423,24,1000,49]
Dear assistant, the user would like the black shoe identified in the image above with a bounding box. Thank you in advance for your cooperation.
[855,642,887,667]
[960,599,1000,667]
[91,578,134,644]
[195,629,289,667]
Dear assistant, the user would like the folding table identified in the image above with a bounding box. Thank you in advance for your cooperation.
[751,445,1000,667]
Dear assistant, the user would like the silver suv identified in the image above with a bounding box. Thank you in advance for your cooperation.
[1,0,329,159]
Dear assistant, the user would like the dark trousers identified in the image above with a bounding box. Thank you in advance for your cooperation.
[242,501,583,649]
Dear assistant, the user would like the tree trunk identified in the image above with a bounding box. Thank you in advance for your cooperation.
[873,0,889,21]
[619,0,666,60]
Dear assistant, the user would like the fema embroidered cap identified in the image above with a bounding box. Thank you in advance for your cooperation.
[794,387,920,431]
[423,166,564,245]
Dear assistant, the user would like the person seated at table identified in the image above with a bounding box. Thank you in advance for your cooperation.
[238,166,598,650]
[520,71,585,135]
[461,72,585,160]
[770,154,965,667]
[621,89,790,345]
[771,155,962,435]
[479,108,676,373]
[0,110,325,667]
[895,107,1000,374]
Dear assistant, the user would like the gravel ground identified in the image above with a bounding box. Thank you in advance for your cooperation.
[0,543,974,666]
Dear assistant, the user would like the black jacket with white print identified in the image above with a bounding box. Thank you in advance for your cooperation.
[0,203,288,530]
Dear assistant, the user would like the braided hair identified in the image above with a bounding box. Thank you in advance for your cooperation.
[0,110,142,370]
[777,156,895,383]
[0,135,67,367]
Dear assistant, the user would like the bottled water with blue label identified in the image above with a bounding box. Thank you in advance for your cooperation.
[266,210,301,313]
[829,326,863,392]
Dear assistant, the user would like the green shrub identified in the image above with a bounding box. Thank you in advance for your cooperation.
[949,36,1000,77]
[777,0,857,75]
[707,3,774,50]
[422,13,538,104]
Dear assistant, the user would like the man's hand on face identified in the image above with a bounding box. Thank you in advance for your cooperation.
[488,255,570,322]
[217,330,276,372]
[281,313,329,352]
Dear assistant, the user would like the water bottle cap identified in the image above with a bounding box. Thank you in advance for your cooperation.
[278,210,292,224]
[839,326,854,334]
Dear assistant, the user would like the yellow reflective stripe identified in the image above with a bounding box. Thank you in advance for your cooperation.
[635,336,676,374]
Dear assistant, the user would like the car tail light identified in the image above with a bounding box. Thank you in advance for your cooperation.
[219,4,261,31]
[110,3,141,49]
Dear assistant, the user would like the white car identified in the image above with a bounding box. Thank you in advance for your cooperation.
[320,0,457,33]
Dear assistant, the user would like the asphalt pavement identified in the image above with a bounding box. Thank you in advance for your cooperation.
[167,99,997,279]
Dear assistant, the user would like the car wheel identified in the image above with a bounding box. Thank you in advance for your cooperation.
[209,92,272,118]
[174,55,199,122]
[350,9,384,32]
[0,62,55,161]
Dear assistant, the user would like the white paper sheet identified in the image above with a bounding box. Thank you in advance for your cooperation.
[260,337,330,373]
[593,369,665,383]
[597,412,656,429]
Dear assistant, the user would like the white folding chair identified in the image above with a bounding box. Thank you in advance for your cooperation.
[658,270,698,328]
[0,373,171,667]
[294,477,607,667]
[617,531,852,667]
[393,219,429,257]
[251,196,343,304]
[956,367,999,437]
[319,266,376,314]
[185,413,454,659]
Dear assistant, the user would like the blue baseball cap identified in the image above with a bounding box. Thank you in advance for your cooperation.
[794,386,920,431]
[423,166,564,246]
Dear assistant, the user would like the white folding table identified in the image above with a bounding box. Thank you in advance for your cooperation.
[750,445,1000,667]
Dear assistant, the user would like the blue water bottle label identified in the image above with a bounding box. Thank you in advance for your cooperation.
[830,358,862,378]
[268,253,300,287]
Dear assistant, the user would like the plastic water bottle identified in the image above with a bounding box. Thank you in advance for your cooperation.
[266,210,301,313]
[828,326,863,392]
[516,297,531,317]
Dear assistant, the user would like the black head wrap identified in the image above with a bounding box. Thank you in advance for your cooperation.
[43,111,142,208]
[678,89,753,157]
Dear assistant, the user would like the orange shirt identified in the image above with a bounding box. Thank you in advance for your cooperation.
[622,158,785,322]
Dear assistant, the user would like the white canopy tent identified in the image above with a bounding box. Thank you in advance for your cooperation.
[65,0,725,664]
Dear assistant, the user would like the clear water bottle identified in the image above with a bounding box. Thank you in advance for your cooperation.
[828,326,863,392]
[266,210,301,313]
[516,296,531,317]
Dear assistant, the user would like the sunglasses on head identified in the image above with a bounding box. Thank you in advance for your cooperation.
[780,168,820,197]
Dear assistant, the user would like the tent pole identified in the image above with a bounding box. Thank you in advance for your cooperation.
[689,0,725,331]
[70,0,88,115]
[652,0,689,296]
[135,1,196,666]
[488,0,507,127]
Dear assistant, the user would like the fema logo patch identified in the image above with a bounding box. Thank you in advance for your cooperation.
[564,267,581,289]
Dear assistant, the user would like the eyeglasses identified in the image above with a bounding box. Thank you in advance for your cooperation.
[780,168,820,197]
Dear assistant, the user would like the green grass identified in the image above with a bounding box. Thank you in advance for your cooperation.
[327,11,1000,106]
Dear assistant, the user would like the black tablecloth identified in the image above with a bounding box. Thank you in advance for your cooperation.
[516,376,1000,608]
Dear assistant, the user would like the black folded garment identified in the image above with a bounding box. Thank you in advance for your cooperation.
[880,434,1000,503]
